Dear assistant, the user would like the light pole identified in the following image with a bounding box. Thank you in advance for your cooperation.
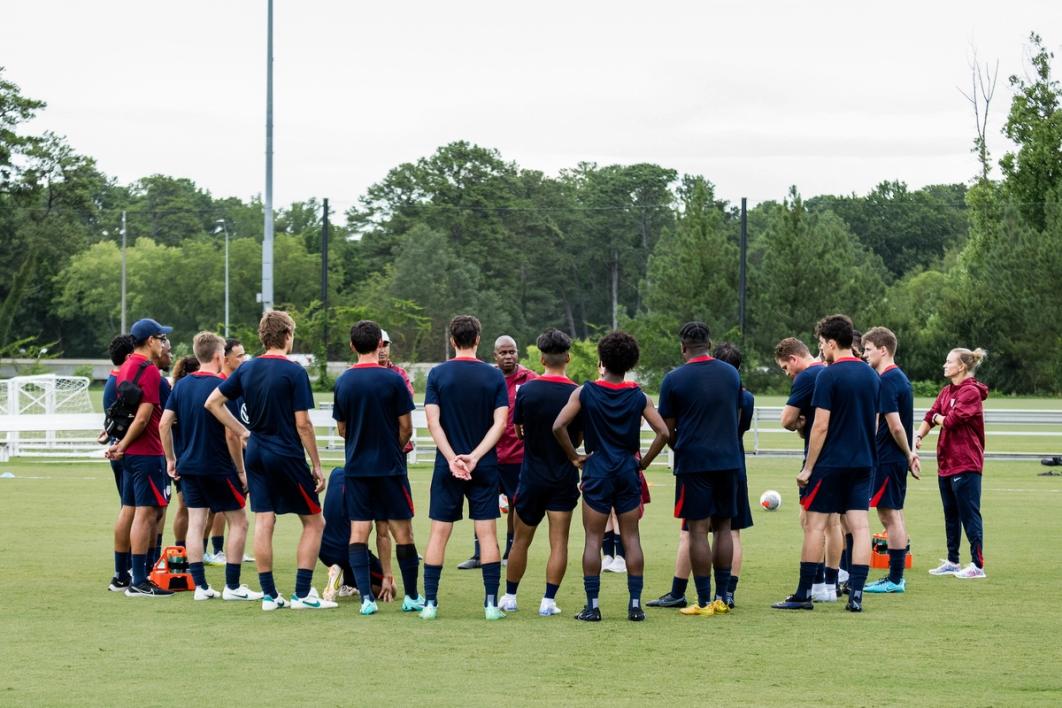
[215,219,230,337]
[261,0,275,312]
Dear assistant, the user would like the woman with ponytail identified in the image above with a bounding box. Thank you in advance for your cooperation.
[915,348,989,579]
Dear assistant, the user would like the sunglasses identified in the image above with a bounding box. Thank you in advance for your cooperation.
[153,334,169,342]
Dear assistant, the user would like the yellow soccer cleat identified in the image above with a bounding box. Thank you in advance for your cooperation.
[679,603,715,616]
[710,599,730,615]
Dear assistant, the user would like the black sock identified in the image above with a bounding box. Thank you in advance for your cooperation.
[506,579,519,595]
[349,543,374,601]
[482,561,501,607]
[670,575,688,598]
[584,575,600,609]
[424,564,442,605]
[693,575,711,606]
[545,582,560,600]
[504,533,514,559]
[294,568,313,599]
[396,544,420,599]
[849,564,870,603]
[225,562,241,590]
[614,534,625,558]
[211,535,224,554]
[824,567,839,586]
[842,533,854,573]
[795,561,817,600]
[175,538,185,549]
[189,561,207,589]
[728,575,739,594]
[888,548,906,583]
[603,531,615,557]
[259,571,277,598]
[627,574,643,608]
[814,562,826,584]
[713,566,731,602]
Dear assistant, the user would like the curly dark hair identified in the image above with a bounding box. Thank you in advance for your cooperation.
[713,341,742,370]
[598,331,639,375]
[449,315,482,349]
[815,314,854,349]
[350,320,382,355]
[108,334,136,366]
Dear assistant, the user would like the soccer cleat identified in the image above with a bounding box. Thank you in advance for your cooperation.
[864,577,906,593]
[646,592,688,608]
[338,585,359,598]
[574,605,602,622]
[262,594,288,611]
[710,599,730,615]
[291,593,338,609]
[498,593,518,612]
[322,564,343,602]
[457,556,481,570]
[929,559,961,576]
[124,581,174,598]
[954,564,987,579]
[606,556,627,574]
[538,598,562,616]
[242,553,255,563]
[771,595,814,610]
[223,584,263,601]
[204,551,227,567]
[485,605,506,621]
[601,555,614,570]
[812,585,837,603]
[359,599,379,616]
[838,581,851,596]
[838,568,850,584]
[419,603,438,620]
[724,594,736,609]
[845,598,863,612]
[679,603,714,616]
[108,575,131,592]
[628,605,646,622]
[194,586,220,601]
[402,595,426,612]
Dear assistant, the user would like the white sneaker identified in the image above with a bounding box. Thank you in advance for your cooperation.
[194,586,219,601]
[262,594,288,611]
[499,593,518,612]
[223,584,264,601]
[323,564,342,602]
[205,551,227,567]
[607,556,627,574]
[290,593,337,609]
[538,598,562,616]
[601,555,614,570]
[954,563,986,579]
[929,559,962,576]
[338,585,359,598]
[811,584,836,602]
[838,569,850,584]
[242,553,255,563]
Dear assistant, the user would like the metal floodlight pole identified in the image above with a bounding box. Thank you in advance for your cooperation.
[120,210,127,333]
[262,0,275,312]
[216,219,230,337]
[321,198,330,357]
[739,197,748,340]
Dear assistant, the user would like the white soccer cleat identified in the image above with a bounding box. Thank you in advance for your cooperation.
[205,551,227,567]
[499,593,518,612]
[323,564,343,602]
[262,594,288,611]
[607,556,627,574]
[193,586,220,601]
[338,585,359,598]
[242,553,255,563]
[838,569,850,584]
[538,598,562,616]
[811,584,837,602]
[954,563,986,579]
[290,593,337,609]
[223,584,264,601]
[601,555,614,571]
[928,559,962,576]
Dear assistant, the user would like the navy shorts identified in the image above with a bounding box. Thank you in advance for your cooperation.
[181,473,246,513]
[514,475,579,526]
[581,466,642,516]
[429,464,501,522]
[110,460,129,504]
[344,475,415,522]
[732,467,754,531]
[498,463,521,500]
[871,461,908,510]
[245,442,321,516]
[674,469,738,521]
[121,455,170,508]
[801,466,872,514]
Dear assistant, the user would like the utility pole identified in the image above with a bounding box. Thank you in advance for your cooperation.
[120,210,127,333]
[261,0,275,312]
[321,198,330,358]
[739,197,748,340]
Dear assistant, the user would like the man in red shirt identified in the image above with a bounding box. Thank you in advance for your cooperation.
[379,330,415,455]
[106,318,175,597]
[458,335,537,570]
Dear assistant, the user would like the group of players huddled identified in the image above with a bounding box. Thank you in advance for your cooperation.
[102,308,989,619]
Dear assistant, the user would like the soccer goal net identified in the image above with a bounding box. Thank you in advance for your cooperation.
[0,375,97,457]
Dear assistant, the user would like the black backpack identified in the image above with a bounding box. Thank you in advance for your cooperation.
[103,360,152,441]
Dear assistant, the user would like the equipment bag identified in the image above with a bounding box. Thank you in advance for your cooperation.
[103,359,152,440]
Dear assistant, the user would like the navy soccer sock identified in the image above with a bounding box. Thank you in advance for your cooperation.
[614,534,625,558]
[225,562,241,590]
[174,538,185,549]
[693,575,711,607]
[888,548,906,583]
[824,567,839,587]
[545,582,560,600]
[211,535,224,554]
[713,566,731,602]
[506,580,519,596]
[628,574,643,608]
[842,533,854,573]
[482,561,501,607]
[294,568,313,599]
[424,564,442,606]
[396,544,420,599]
[259,571,277,599]
[603,531,615,558]
[671,575,689,598]
[583,575,600,609]
[849,564,870,604]
[189,561,207,590]
[114,551,131,578]
[814,562,826,584]
[504,533,514,560]
[795,561,817,600]
[131,553,148,585]
[726,575,739,602]
[349,543,374,601]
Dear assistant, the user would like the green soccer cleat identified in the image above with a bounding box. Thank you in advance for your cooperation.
[864,577,906,593]
[402,595,426,612]
[419,603,438,620]
[359,599,378,616]
[485,605,507,621]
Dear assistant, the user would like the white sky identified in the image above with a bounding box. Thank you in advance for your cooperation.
[4,1,1061,213]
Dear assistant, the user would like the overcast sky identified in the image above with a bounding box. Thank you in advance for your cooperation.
[4,1,1060,213]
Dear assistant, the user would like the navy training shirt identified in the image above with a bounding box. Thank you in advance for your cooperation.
[658,356,743,474]
[579,380,646,480]
[513,375,581,485]
[217,355,315,459]
[165,372,236,476]
[332,364,415,477]
[810,357,881,469]
[877,365,914,465]
[320,468,348,562]
[786,362,825,458]
[424,357,508,473]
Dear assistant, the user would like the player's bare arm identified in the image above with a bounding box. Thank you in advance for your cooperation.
[454,406,508,474]
[425,403,468,479]
[158,408,179,480]
[294,409,324,492]
[797,407,831,487]
[552,386,585,468]
[639,397,670,469]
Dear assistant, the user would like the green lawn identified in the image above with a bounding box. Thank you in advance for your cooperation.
[1,458,1060,705]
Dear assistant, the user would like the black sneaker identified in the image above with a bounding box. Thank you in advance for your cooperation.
[574,605,602,622]
[839,581,850,596]
[108,575,130,592]
[646,592,687,608]
[771,595,813,610]
[845,598,863,613]
[1040,456,1062,467]
[124,580,175,597]
[456,556,481,570]
[724,594,736,609]
[628,605,646,622]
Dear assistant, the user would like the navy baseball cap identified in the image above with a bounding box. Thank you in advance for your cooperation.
[130,318,173,344]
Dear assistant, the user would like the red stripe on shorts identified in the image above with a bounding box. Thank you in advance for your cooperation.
[800,480,823,510]
[401,481,415,514]
[296,481,322,515]
[227,479,246,508]
[870,478,889,508]
[674,482,686,518]
[148,477,168,507]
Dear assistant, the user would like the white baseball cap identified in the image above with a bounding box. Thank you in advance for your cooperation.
[380,330,391,344]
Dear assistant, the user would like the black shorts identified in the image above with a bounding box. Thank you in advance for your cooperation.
[514,475,579,526]
[428,464,500,522]
[731,467,754,531]
[344,475,415,522]
[245,441,321,516]
[497,463,521,500]
[581,466,642,516]
[181,473,246,513]
[674,470,738,521]
[121,455,170,508]
[111,459,127,503]
[870,461,908,510]
[801,466,872,514]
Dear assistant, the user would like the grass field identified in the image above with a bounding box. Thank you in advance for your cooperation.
[2,458,1060,706]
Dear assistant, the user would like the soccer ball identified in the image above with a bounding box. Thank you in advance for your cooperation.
[759,490,782,511]
[499,493,509,514]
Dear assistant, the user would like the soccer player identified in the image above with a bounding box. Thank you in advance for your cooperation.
[332,320,422,616]
[159,331,261,602]
[773,314,879,612]
[320,467,387,601]
[206,310,336,611]
[168,355,199,551]
[862,327,920,593]
[105,318,174,597]
[498,328,581,616]
[552,331,669,622]
[420,315,509,620]
[104,334,136,591]
[377,329,416,458]
[657,323,742,617]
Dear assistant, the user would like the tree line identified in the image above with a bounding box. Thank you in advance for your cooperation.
[1,33,1060,393]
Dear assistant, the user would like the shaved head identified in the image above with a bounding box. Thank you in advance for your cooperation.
[494,335,516,351]
[494,335,518,374]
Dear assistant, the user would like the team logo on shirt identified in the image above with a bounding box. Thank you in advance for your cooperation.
[240,403,250,425]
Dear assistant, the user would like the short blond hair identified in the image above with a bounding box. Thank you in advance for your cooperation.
[862,326,897,356]
[259,311,295,350]
[193,331,225,364]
